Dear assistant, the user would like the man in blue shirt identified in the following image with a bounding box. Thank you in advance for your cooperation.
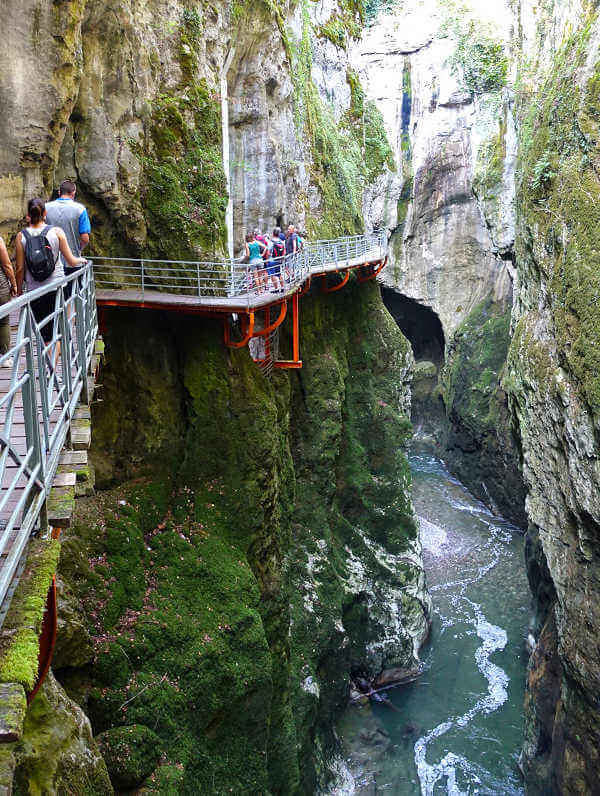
[45,180,91,273]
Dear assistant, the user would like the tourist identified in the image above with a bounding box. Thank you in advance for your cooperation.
[0,236,18,368]
[15,198,87,353]
[244,232,268,292]
[269,231,285,292]
[45,179,91,298]
[285,224,298,256]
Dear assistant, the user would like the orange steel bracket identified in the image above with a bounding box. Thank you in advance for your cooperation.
[27,574,58,705]
[224,312,255,348]
[357,256,388,282]
[298,278,311,297]
[321,271,350,293]
[274,291,302,369]
[252,301,287,337]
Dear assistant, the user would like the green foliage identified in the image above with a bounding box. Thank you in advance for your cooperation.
[531,151,556,192]
[452,24,508,95]
[364,0,398,23]
[439,2,508,96]
[317,0,364,46]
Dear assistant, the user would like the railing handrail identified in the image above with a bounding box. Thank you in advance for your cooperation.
[0,267,87,320]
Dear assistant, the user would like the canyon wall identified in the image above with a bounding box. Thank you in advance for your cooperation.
[355,0,525,523]
[43,283,429,793]
[508,1,600,791]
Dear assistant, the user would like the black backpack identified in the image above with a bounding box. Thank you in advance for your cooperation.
[272,239,285,259]
[22,226,57,281]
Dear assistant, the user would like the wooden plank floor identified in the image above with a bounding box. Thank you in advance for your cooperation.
[96,249,384,312]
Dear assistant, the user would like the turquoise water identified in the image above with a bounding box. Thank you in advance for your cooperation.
[336,443,530,795]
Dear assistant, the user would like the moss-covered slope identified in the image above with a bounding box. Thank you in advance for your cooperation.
[42,283,429,794]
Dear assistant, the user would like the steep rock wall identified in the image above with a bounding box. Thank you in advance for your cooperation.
[355,0,525,523]
[0,0,392,258]
[46,283,430,793]
[508,2,600,791]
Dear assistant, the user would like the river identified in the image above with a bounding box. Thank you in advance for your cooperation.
[335,442,530,795]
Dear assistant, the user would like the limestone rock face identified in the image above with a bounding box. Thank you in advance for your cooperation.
[355,0,514,343]
[12,671,111,795]
[508,3,600,791]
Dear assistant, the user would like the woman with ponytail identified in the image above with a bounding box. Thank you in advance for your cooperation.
[15,197,86,345]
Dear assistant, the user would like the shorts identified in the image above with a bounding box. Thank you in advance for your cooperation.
[31,291,57,344]
[249,258,263,270]
[267,260,280,277]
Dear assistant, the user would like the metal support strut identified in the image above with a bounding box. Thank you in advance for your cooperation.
[274,291,302,369]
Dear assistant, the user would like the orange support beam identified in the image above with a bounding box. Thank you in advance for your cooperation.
[321,271,350,293]
[224,312,255,348]
[252,301,287,337]
[27,574,57,704]
[298,278,311,297]
[357,256,388,282]
[274,291,302,369]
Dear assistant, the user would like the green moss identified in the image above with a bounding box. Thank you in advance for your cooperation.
[96,725,162,790]
[0,540,61,690]
[442,299,511,436]
[474,116,507,200]
[133,80,227,261]
[514,11,600,416]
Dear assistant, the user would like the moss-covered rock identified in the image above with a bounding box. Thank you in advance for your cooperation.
[441,298,526,525]
[0,540,61,691]
[12,672,111,796]
[96,724,162,790]
[53,282,429,793]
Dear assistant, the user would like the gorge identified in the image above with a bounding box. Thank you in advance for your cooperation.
[1,0,600,794]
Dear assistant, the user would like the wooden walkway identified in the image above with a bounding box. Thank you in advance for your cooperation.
[0,312,98,623]
[95,247,386,313]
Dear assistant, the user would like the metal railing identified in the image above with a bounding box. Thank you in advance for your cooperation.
[92,231,387,306]
[0,264,98,615]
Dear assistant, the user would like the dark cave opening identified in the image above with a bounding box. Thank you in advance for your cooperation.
[381,286,445,365]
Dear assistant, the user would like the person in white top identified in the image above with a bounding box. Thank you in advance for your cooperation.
[15,197,86,364]
[0,236,17,368]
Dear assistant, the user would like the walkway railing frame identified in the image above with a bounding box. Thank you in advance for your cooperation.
[92,231,387,307]
[0,264,98,615]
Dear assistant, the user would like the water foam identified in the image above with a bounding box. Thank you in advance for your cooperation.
[414,522,512,795]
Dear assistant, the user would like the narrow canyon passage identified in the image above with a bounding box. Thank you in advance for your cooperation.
[336,442,529,794]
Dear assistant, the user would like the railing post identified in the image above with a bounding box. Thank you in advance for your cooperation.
[58,288,73,402]
[23,310,47,528]
[197,263,201,298]
[141,260,145,299]
[75,295,90,406]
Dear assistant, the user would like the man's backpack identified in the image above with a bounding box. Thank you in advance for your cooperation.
[22,227,56,282]
[272,239,285,259]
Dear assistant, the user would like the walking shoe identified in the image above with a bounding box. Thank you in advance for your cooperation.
[1,357,14,368]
